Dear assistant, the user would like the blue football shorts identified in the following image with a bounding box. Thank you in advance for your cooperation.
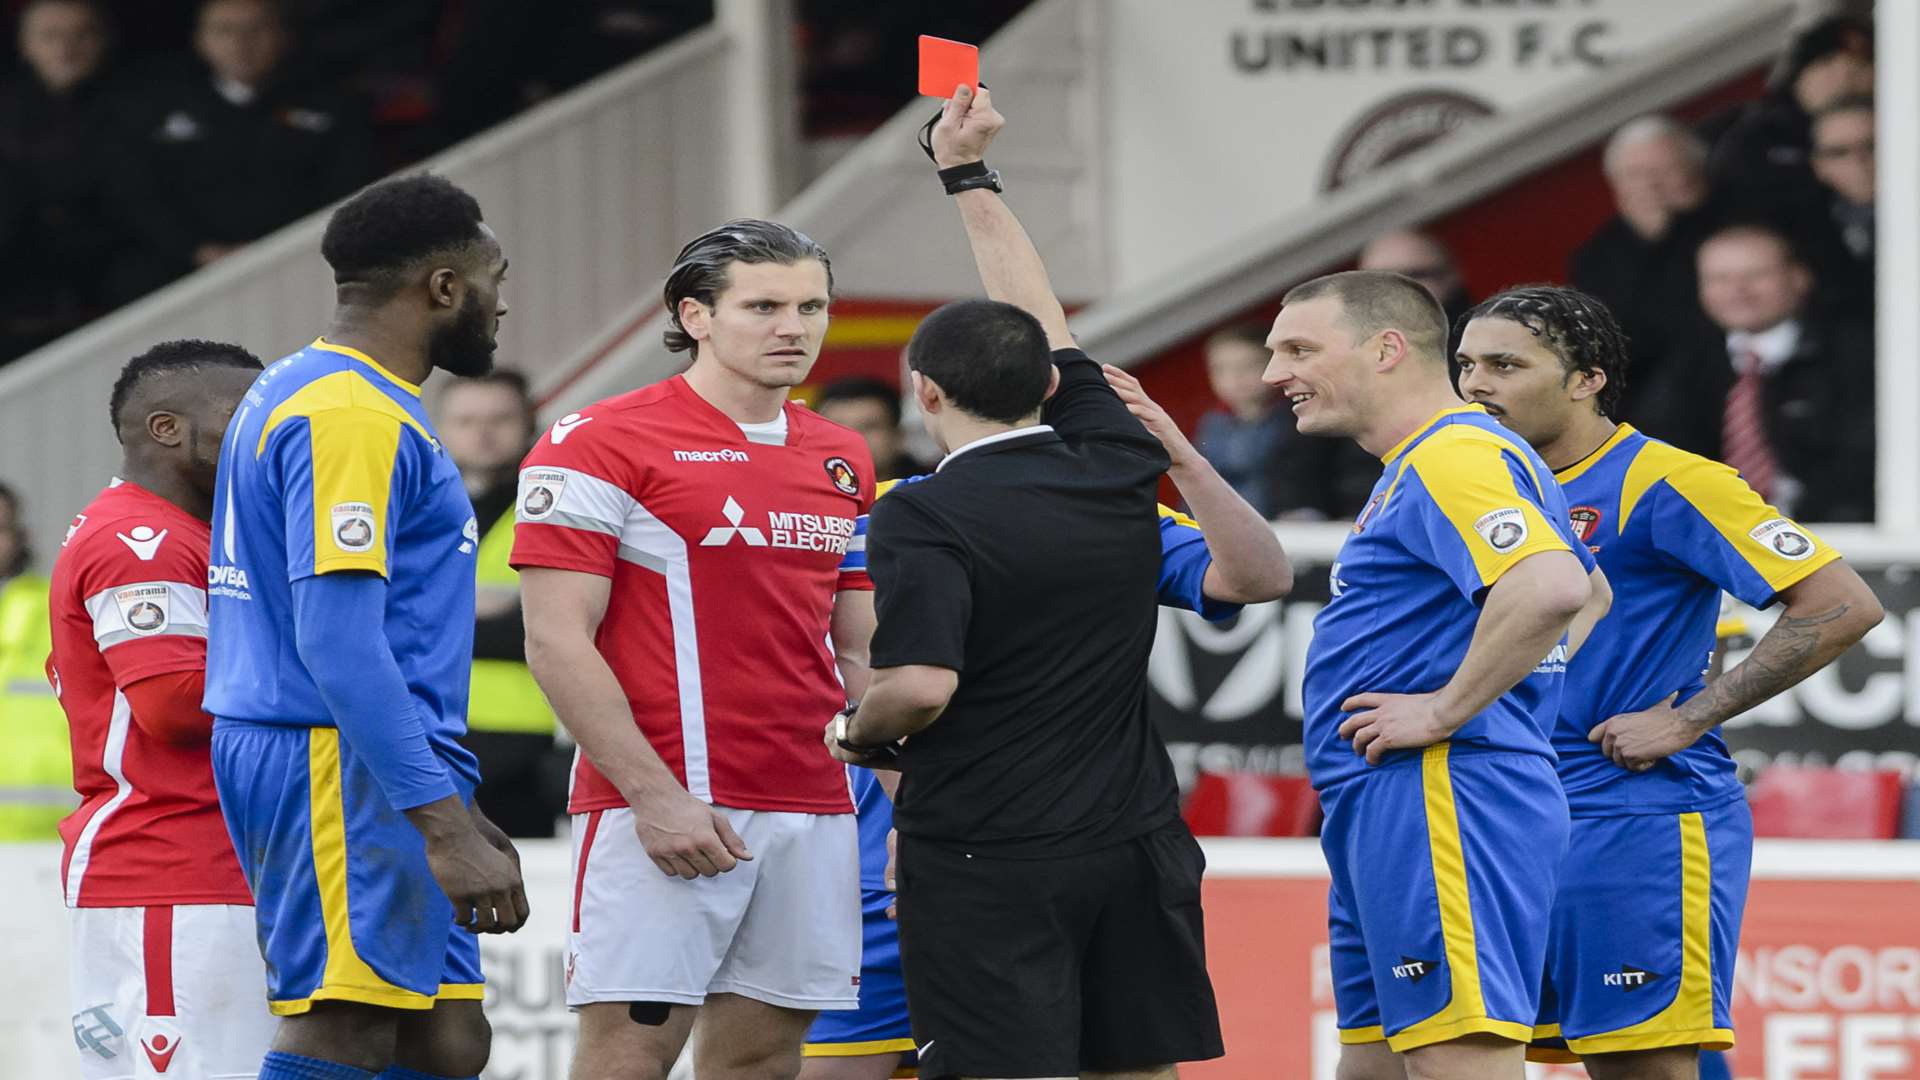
[1321,743,1570,1052]
[212,721,483,1015]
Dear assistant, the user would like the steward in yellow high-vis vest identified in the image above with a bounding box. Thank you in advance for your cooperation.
[470,506,556,736]
[0,571,75,840]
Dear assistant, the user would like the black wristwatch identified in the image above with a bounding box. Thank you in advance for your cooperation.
[834,706,899,762]
[938,160,1003,196]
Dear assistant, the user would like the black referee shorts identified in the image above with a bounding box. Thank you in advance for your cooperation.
[894,820,1225,1079]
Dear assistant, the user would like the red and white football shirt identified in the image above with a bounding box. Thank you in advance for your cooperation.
[511,376,875,815]
[49,480,251,907]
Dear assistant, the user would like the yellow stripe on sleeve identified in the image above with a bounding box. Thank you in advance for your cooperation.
[1157,503,1199,529]
[1405,428,1570,590]
[1627,442,1840,595]
[875,478,903,501]
[255,370,431,578]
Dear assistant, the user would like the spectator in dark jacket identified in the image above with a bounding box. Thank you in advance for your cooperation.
[0,0,119,358]
[1795,94,1875,320]
[1641,223,1874,523]
[1570,115,1722,422]
[1706,15,1872,216]
[106,0,375,301]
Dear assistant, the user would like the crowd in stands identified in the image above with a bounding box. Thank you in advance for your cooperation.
[0,0,712,363]
[1199,14,1881,525]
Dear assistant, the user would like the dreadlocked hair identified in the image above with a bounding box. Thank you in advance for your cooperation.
[1458,284,1631,417]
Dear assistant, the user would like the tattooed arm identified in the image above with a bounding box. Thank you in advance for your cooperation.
[1591,561,1884,771]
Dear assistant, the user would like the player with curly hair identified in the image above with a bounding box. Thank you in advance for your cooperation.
[1457,284,1882,1080]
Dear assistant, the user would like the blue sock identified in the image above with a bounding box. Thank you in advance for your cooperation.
[377,1069,474,1080]
[258,1051,376,1080]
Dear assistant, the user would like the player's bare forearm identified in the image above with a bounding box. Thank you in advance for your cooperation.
[1432,550,1590,729]
[953,189,1074,349]
[1675,561,1883,732]
[831,588,877,703]
[1175,457,1293,603]
[520,567,685,805]
[846,664,958,744]
[1565,566,1613,660]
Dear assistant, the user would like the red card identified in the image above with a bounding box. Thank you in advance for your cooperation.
[918,35,979,98]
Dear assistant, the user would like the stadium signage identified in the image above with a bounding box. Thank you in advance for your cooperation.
[1148,559,1920,785]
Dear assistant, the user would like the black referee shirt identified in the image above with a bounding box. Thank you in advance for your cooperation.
[867,349,1180,857]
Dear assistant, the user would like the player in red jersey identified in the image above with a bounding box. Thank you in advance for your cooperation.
[515,220,876,1080]
[49,340,270,1079]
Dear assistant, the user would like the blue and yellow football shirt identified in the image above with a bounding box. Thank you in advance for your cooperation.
[1554,424,1837,815]
[204,339,481,789]
[1304,405,1591,790]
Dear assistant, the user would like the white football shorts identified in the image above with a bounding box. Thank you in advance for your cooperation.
[566,806,859,1011]
[68,903,274,1080]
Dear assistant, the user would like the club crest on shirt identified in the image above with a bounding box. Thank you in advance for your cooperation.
[114,585,170,636]
[330,502,376,553]
[1749,517,1815,560]
[824,456,860,496]
[519,469,568,521]
[1474,508,1528,553]
[1568,506,1603,544]
[1353,493,1385,534]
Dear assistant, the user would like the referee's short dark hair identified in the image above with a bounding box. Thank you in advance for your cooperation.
[322,173,488,296]
[1282,270,1448,364]
[664,219,834,354]
[907,299,1052,424]
[108,339,262,441]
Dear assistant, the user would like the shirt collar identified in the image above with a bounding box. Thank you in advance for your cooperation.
[1379,404,1488,464]
[311,338,423,397]
[1726,320,1802,373]
[937,425,1054,471]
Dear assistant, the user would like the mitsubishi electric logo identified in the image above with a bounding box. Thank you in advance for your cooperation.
[700,497,769,547]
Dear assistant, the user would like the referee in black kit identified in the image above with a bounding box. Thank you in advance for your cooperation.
[824,85,1224,1080]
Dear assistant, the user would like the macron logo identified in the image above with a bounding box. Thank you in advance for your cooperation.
[550,413,594,445]
[700,497,769,547]
[116,526,168,561]
[674,448,751,463]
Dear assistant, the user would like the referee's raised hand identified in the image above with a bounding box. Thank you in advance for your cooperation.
[633,787,754,879]
[931,83,1004,168]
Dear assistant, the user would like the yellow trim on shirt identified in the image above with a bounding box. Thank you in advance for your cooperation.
[1564,813,1734,1057]
[1157,504,1199,529]
[874,478,904,501]
[802,1037,918,1057]
[1383,744,1538,1052]
[256,370,434,577]
[272,729,436,1016]
[1380,405,1488,464]
[1645,445,1839,594]
[1551,424,1636,485]
[1404,426,1570,591]
[311,338,423,397]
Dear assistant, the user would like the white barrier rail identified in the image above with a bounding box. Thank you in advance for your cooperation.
[3,836,1916,1078]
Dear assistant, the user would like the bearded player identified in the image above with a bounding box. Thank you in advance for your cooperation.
[205,174,527,1080]
[514,221,876,1080]
[51,341,268,1079]
[1456,284,1881,1080]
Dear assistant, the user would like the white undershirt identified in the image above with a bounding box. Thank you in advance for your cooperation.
[1725,320,1801,375]
[737,412,789,446]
